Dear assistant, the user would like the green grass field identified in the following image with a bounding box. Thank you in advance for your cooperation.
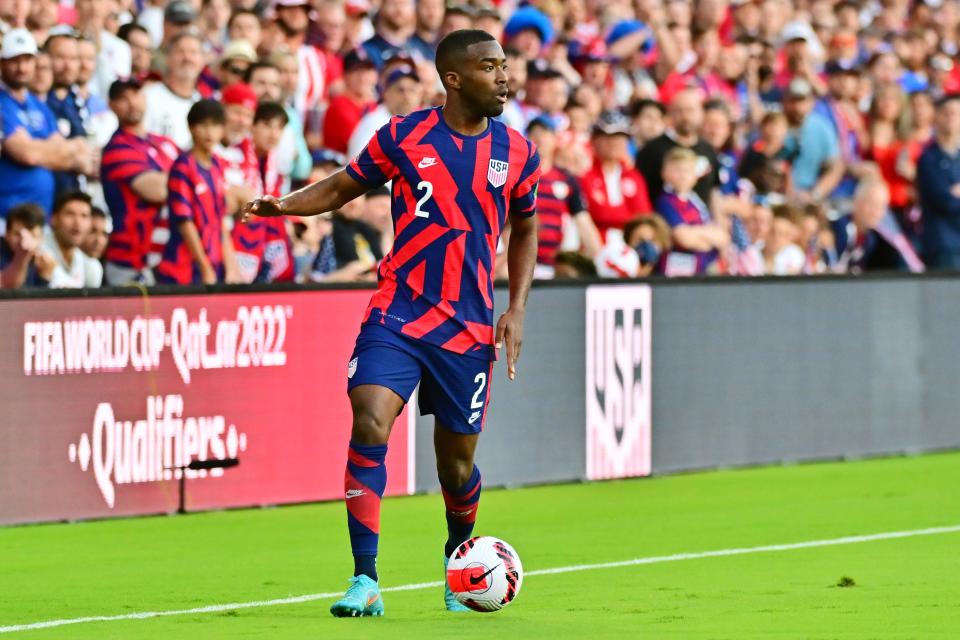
[2,452,959,639]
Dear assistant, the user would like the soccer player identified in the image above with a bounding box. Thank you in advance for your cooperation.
[242,29,540,617]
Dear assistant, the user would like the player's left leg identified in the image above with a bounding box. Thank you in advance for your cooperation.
[435,425,482,613]
[418,352,493,611]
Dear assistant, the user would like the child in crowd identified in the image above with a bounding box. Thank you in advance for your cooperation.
[656,147,730,276]
[0,203,56,288]
[623,213,672,277]
[764,205,807,275]
[155,100,240,285]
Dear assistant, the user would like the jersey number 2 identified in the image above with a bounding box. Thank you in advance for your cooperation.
[414,181,433,218]
[471,372,487,409]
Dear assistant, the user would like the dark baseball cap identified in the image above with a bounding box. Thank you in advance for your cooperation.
[343,48,376,73]
[527,59,563,80]
[824,59,859,75]
[108,77,143,100]
[164,0,196,25]
[311,148,346,167]
[383,66,419,89]
[592,110,631,136]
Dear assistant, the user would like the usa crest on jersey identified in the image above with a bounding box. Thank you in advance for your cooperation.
[487,159,509,188]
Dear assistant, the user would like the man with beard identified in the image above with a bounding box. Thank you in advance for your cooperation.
[45,32,88,198]
[361,0,427,67]
[274,0,330,128]
[142,31,203,150]
[242,29,540,617]
[635,86,721,207]
[101,78,179,285]
[0,29,94,226]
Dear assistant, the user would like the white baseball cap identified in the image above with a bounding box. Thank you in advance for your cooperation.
[2,29,38,60]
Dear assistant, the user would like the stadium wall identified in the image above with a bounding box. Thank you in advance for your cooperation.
[2,276,959,524]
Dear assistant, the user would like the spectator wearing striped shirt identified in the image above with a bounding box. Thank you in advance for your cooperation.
[155,99,240,285]
[526,116,601,279]
[101,78,179,286]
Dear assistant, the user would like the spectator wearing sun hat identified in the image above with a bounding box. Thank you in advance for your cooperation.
[503,5,553,59]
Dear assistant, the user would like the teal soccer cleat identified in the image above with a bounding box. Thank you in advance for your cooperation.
[329,575,384,618]
[443,556,471,612]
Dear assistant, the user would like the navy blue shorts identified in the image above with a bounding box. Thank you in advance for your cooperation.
[347,323,494,434]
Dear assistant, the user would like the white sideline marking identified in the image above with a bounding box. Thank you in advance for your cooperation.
[2,524,958,634]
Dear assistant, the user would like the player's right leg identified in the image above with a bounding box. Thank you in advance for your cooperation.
[330,324,419,618]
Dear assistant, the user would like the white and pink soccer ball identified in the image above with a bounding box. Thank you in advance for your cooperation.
[595,242,641,278]
[446,536,523,612]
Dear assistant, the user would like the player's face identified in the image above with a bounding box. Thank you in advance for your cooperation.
[52,200,93,249]
[458,41,509,118]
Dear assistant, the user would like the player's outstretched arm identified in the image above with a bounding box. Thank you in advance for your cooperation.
[240,169,369,222]
[495,213,537,381]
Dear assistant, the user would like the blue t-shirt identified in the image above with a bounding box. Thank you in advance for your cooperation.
[788,111,840,192]
[46,88,87,197]
[0,90,58,219]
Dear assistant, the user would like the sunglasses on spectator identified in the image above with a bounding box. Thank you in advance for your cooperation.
[226,65,249,76]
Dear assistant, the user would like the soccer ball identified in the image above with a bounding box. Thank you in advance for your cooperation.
[446,536,523,612]
[594,242,641,278]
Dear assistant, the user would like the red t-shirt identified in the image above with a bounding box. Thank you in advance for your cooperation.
[580,160,652,236]
[323,94,375,154]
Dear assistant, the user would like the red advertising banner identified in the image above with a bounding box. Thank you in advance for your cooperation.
[0,289,414,525]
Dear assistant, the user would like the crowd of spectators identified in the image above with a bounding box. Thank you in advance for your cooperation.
[2,0,960,290]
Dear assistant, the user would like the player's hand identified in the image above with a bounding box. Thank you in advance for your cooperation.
[241,195,284,223]
[495,307,525,381]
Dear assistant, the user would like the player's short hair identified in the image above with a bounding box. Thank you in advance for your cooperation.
[53,191,93,215]
[6,203,45,230]
[435,29,497,86]
[187,99,226,127]
[254,101,289,126]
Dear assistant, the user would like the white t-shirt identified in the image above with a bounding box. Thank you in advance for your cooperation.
[44,232,103,289]
[137,6,165,49]
[91,31,132,100]
[347,104,391,161]
[142,81,199,150]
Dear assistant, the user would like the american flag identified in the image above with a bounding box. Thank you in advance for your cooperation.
[725,214,765,276]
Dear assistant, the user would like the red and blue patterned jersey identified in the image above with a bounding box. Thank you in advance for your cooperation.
[101,128,179,269]
[656,190,717,275]
[345,106,541,360]
[535,166,586,266]
[154,152,227,284]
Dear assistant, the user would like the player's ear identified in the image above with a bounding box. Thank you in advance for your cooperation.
[444,70,462,91]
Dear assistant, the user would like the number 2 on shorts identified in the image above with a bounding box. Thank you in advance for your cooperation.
[471,372,487,409]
